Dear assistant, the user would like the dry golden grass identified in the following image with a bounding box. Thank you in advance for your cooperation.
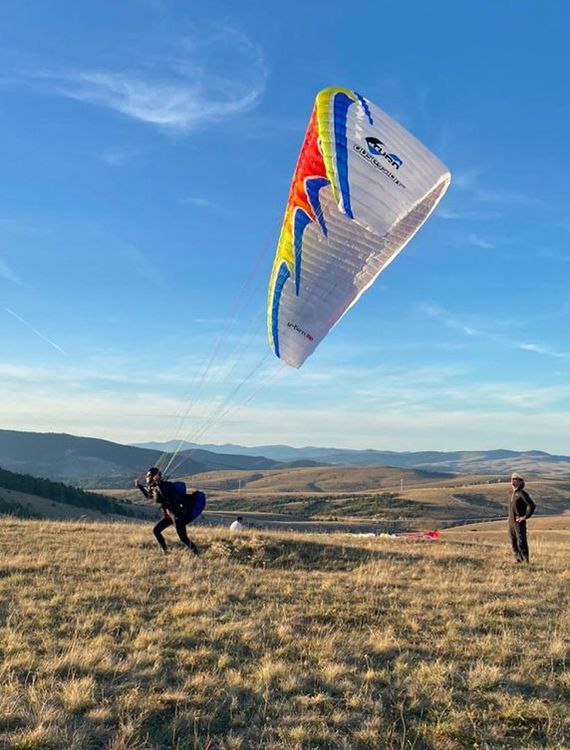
[108,475,570,531]
[184,466,475,494]
[0,517,568,749]
[443,511,570,552]
[403,479,570,516]
[103,470,570,535]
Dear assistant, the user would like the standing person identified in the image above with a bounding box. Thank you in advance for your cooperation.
[135,467,203,555]
[509,472,536,563]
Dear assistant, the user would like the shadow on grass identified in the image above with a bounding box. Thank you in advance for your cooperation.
[206,537,413,571]
[204,536,486,572]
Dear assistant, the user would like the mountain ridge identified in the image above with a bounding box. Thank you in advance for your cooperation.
[1,429,568,486]
[0,429,322,487]
[134,440,570,477]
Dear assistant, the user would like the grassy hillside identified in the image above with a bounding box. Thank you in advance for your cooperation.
[0,485,156,522]
[401,478,570,521]
[184,465,459,494]
[443,510,570,547]
[105,470,570,530]
[0,465,149,520]
[0,518,568,749]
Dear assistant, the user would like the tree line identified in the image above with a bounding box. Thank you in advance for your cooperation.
[0,466,138,517]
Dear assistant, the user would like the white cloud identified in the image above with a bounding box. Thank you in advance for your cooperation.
[419,303,569,361]
[180,196,220,210]
[219,402,570,454]
[29,29,267,132]
[121,244,170,292]
[437,207,471,221]
[0,363,48,382]
[437,206,499,222]
[453,167,540,207]
[419,303,484,338]
[518,343,569,360]
[466,233,494,250]
[1,352,570,452]
[0,258,23,285]
[535,247,570,264]
[453,168,482,191]
[98,147,137,166]
[472,187,538,206]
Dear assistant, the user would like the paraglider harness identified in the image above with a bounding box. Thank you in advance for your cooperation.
[178,487,206,522]
[138,477,206,523]
[158,481,206,523]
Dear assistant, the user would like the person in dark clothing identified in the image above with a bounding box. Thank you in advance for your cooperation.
[135,467,201,555]
[508,472,536,563]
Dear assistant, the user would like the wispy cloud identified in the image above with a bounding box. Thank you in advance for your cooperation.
[437,206,498,222]
[98,147,137,166]
[180,196,220,210]
[518,342,569,360]
[0,258,23,285]
[453,167,539,207]
[3,307,66,354]
[420,303,569,361]
[472,187,539,206]
[535,247,570,264]
[1,351,570,450]
[465,232,494,250]
[419,304,482,338]
[121,244,170,292]
[453,168,482,191]
[27,28,267,132]
[222,402,570,453]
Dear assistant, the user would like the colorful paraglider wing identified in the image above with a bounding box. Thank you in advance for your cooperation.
[267,87,451,368]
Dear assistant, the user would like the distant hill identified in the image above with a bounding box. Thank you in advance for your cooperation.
[137,465,570,527]
[0,429,321,487]
[0,429,172,484]
[134,440,570,478]
[186,464,458,494]
[0,465,151,520]
[69,462,570,534]
[3,429,568,490]
[176,448,319,472]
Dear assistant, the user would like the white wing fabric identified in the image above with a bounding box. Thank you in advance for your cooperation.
[267,87,451,368]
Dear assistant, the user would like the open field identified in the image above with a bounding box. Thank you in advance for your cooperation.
[3,462,567,538]
[184,466,459,494]
[0,517,568,749]
[104,470,570,532]
[443,510,570,548]
[102,466,497,502]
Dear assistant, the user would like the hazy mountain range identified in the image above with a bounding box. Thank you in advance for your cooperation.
[136,440,570,479]
[1,429,569,487]
[0,430,319,487]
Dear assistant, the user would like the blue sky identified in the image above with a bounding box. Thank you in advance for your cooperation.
[1,0,569,454]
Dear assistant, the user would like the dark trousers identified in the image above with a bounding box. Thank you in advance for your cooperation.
[509,520,529,562]
[153,514,192,551]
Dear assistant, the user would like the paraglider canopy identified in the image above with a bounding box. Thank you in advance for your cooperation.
[267,87,451,368]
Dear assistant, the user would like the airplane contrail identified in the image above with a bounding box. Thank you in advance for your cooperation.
[3,307,66,355]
